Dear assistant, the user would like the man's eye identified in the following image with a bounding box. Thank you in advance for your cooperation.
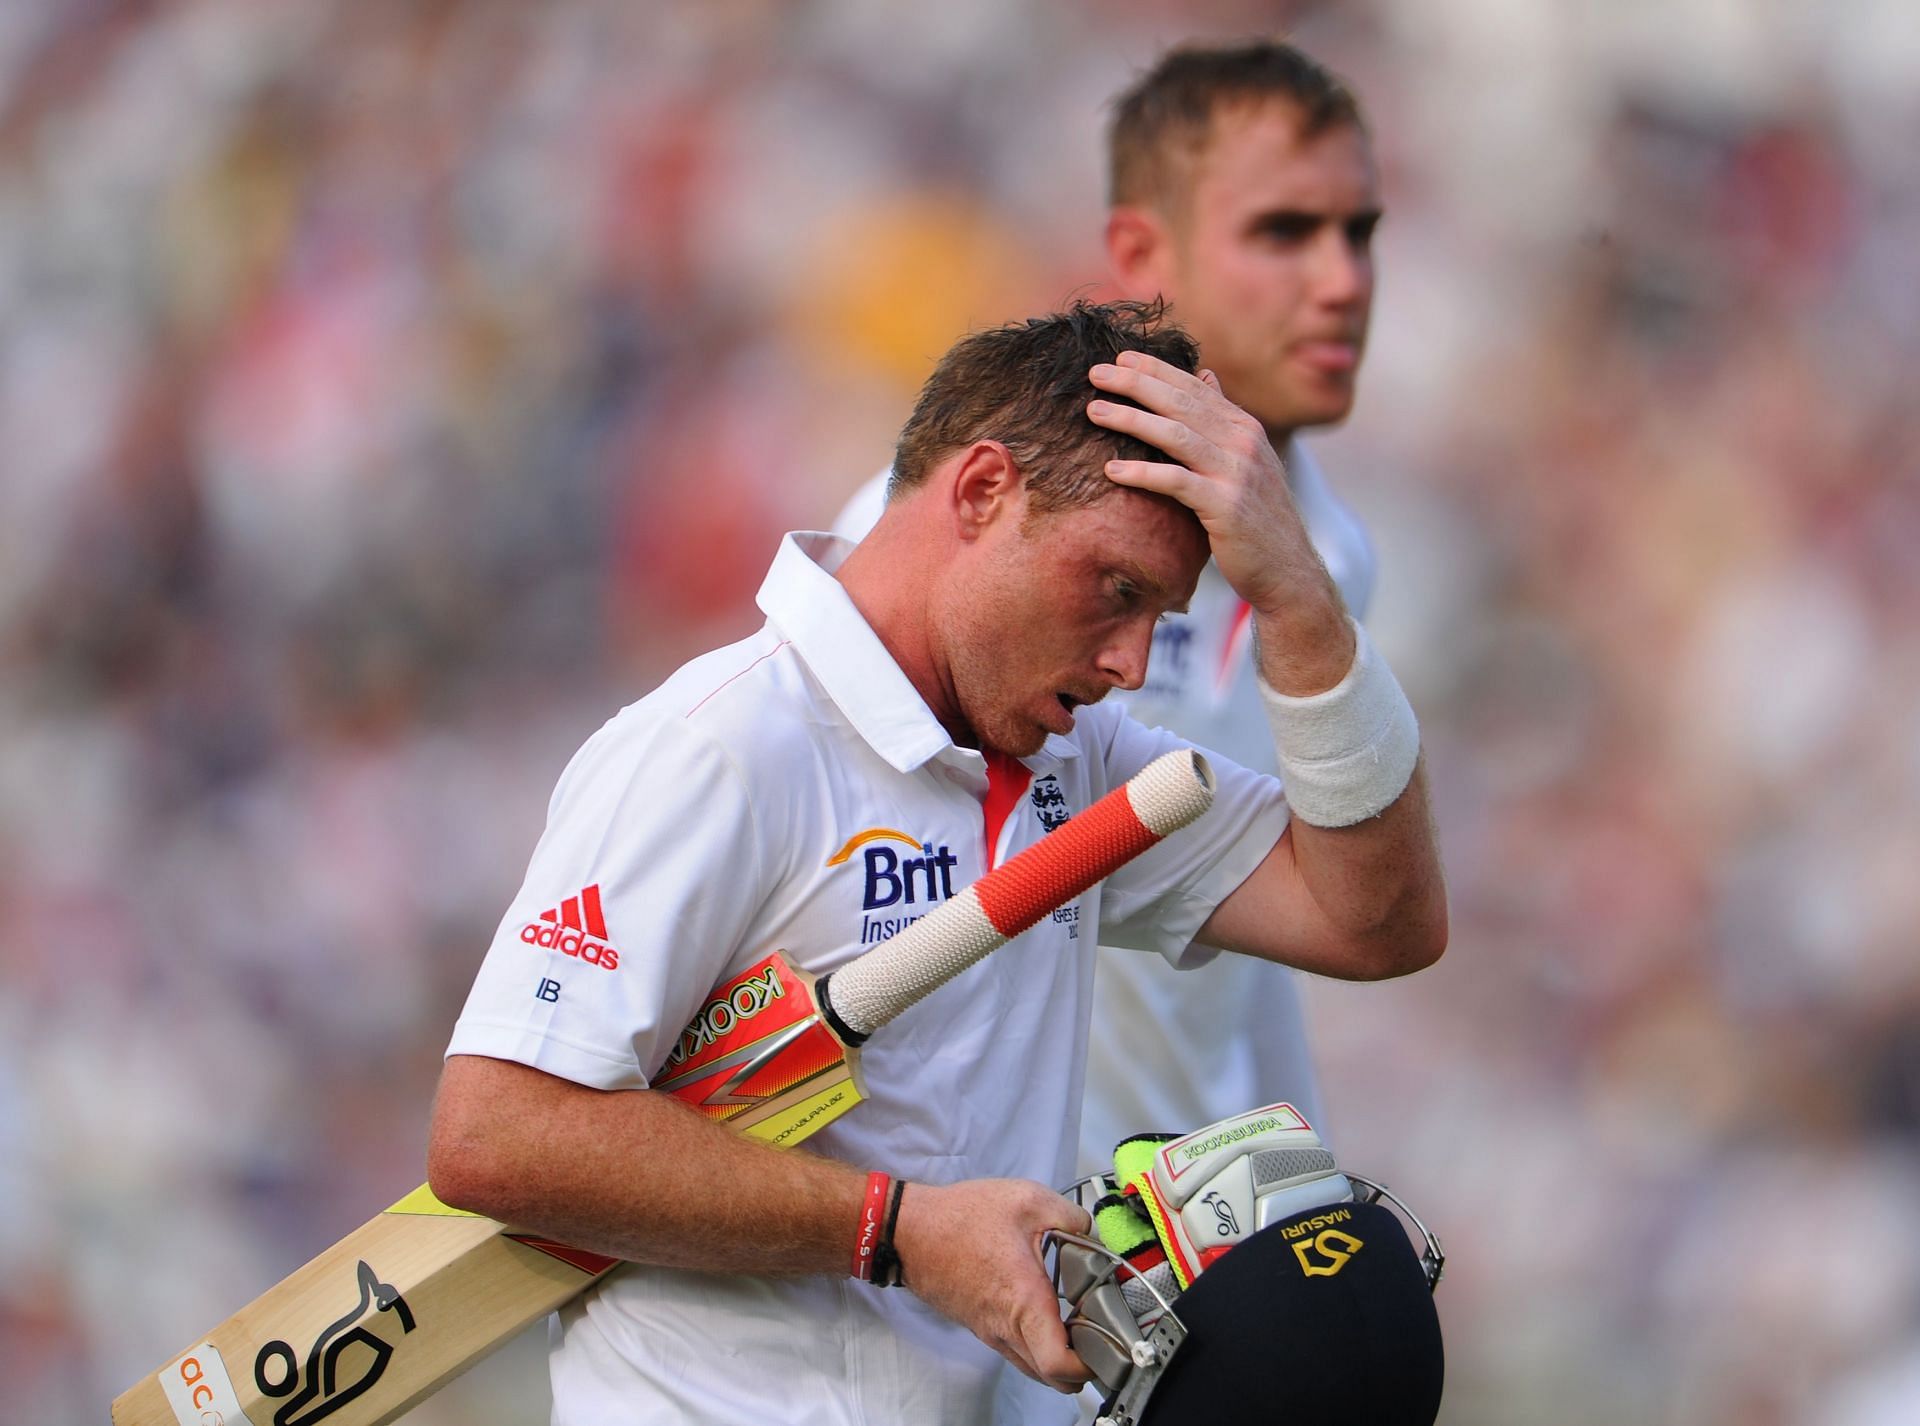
[1255,215,1316,244]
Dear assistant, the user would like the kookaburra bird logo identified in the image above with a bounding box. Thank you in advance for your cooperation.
[1200,1190,1240,1238]
[253,1259,416,1426]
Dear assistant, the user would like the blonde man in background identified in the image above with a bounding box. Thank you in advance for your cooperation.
[834,40,1388,1170]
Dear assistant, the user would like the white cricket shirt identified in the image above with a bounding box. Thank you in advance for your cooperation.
[833,443,1377,1171]
[448,532,1289,1425]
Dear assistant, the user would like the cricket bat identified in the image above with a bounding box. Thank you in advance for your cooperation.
[113,747,1216,1426]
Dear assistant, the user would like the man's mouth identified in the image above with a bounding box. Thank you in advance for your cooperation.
[1041,692,1083,733]
[1293,339,1360,372]
[1051,689,1107,726]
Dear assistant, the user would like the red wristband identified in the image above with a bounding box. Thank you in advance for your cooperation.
[852,1171,890,1281]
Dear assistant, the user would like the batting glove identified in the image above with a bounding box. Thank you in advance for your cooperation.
[1116,1101,1350,1292]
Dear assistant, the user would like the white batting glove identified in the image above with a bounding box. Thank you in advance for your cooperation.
[1118,1101,1350,1290]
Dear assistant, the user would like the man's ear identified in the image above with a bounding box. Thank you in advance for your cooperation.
[1106,204,1177,300]
[949,440,1022,541]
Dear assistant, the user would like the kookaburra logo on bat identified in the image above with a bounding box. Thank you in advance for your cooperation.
[253,1258,417,1426]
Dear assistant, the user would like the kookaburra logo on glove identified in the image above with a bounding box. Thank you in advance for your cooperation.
[1046,1102,1446,1426]
[1199,1190,1239,1238]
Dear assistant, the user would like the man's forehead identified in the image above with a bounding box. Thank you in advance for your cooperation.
[1179,99,1374,202]
[1218,103,1368,166]
[1046,491,1207,596]
[1113,551,1198,612]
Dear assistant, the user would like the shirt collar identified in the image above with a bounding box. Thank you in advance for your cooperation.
[755,531,1080,777]
[1282,434,1319,492]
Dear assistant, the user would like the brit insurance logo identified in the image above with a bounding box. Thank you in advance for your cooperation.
[827,828,958,945]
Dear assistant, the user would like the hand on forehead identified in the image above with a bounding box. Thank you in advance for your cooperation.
[1084,348,1326,621]
[1086,348,1251,491]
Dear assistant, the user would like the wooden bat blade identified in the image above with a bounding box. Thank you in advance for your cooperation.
[116,948,861,1426]
[111,1189,616,1426]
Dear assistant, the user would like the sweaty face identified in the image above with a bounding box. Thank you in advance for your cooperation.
[940,488,1209,757]
[1167,103,1381,436]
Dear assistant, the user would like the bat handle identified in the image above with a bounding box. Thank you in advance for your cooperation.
[815,971,871,1047]
[818,747,1214,1040]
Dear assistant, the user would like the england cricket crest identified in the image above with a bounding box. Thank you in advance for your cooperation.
[1030,775,1071,832]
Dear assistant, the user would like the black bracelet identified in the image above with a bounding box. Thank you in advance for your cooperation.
[872,1179,908,1287]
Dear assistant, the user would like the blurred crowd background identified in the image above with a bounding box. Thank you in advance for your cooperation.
[3,1,1918,1422]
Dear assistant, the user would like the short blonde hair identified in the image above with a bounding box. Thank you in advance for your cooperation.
[1108,40,1367,217]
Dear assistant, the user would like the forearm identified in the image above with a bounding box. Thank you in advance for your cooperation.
[427,1052,1094,1389]
[1272,758,1446,973]
[1201,609,1448,978]
[427,1054,864,1276]
[1081,350,1448,976]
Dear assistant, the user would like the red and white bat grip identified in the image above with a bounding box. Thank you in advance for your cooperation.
[820,748,1215,1040]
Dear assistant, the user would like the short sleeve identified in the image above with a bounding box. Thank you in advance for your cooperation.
[1093,710,1291,968]
[446,709,764,1090]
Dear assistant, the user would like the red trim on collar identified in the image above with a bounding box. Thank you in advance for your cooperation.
[683,640,793,719]
[981,750,1033,871]
[1217,600,1253,694]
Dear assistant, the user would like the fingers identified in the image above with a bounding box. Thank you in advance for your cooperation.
[1019,1297,1092,1392]
[1088,350,1329,621]
[893,1179,1095,1394]
[1101,457,1206,505]
[1096,346,1211,396]
[1088,351,1269,523]
[1086,395,1223,470]
[992,1276,1091,1391]
[1086,386,1229,517]
[1090,349,1253,443]
[1011,1191,1094,1391]
[983,1284,1090,1392]
[1056,1197,1094,1239]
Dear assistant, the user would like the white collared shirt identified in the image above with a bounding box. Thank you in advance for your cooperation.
[448,532,1289,1426]
[832,446,1377,1168]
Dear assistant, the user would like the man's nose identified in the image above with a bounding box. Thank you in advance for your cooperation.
[1313,228,1370,307]
[1098,620,1157,692]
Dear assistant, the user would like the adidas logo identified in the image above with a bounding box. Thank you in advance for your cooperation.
[520,885,621,971]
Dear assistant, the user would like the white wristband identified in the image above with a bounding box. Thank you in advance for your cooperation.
[1259,619,1420,828]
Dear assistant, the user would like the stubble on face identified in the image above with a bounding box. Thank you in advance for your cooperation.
[934,488,1209,758]
[936,526,1061,758]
